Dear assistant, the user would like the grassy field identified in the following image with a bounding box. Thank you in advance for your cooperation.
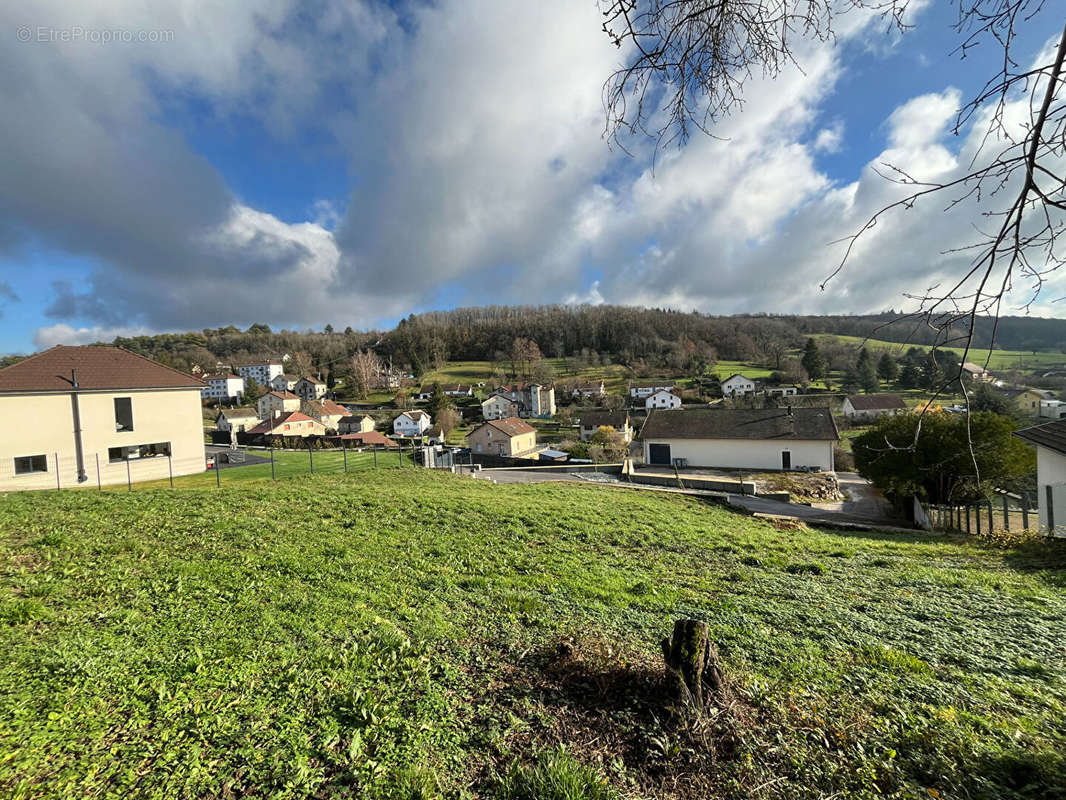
[2,471,1064,799]
[813,334,1066,372]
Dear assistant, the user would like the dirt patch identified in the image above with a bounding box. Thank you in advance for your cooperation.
[481,634,756,799]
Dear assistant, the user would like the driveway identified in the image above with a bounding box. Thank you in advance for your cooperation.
[727,472,899,527]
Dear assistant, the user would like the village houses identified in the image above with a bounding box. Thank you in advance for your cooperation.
[247,410,326,438]
[238,360,284,389]
[269,373,299,392]
[842,394,908,422]
[295,376,328,401]
[393,409,432,436]
[338,414,376,434]
[1014,419,1066,536]
[257,390,301,419]
[579,410,633,443]
[216,406,260,434]
[645,388,682,409]
[721,374,757,396]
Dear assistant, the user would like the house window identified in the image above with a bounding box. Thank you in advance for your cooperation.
[109,442,170,462]
[114,397,134,431]
[14,454,48,475]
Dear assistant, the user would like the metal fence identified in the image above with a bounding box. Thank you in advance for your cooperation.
[20,442,419,493]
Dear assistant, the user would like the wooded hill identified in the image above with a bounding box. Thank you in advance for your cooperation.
[8,306,1066,377]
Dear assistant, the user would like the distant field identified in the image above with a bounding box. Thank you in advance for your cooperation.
[2,471,1063,798]
[813,333,1066,371]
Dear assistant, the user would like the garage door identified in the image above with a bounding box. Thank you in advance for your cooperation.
[648,443,671,466]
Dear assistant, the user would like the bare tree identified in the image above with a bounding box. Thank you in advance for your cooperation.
[349,349,381,401]
[600,1,1065,367]
[436,407,460,439]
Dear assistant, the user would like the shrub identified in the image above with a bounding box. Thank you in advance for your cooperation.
[494,750,620,800]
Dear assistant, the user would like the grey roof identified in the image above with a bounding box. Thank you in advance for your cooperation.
[846,393,907,411]
[640,407,839,441]
[580,410,629,429]
[1015,419,1066,455]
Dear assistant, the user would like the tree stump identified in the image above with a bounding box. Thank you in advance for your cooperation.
[661,618,728,710]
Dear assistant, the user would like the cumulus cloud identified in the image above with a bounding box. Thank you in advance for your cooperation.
[33,324,154,350]
[6,0,1063,349]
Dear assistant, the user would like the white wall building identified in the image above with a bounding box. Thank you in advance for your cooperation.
[257,390,301,419]
[200,373,244,402]
[393,410,432,436]
[238,361,284,389]
[645,389,682,409]
[1039,399,1066,419]
[640,407,838,471]
[1015,420,1066,536]
[629,382,676,399]
[295,377,327,401]
[216,407,260,433]
[721,374,756,396]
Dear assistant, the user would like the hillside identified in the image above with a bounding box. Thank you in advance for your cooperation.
[2,471,1064,799]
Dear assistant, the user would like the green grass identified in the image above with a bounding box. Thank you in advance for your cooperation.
[2,471,1065,798]
[813,334,1066,371]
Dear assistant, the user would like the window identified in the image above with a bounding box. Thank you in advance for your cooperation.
[114,397,134,431]
[14,454,47,475]
[109,442,170,462]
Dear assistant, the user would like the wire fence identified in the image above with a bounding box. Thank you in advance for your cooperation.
[8,442,419,493]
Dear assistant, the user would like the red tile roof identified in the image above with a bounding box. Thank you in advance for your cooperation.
[266,390,299,400]
[0,345,203,393]
[246,410,320,435]
[470,416,536,438]
[337,430,397,447]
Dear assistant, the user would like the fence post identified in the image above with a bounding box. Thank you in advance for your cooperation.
[373,446,378,468]
[343,442,348,473]
[1022,501,1029,530]
[270,444,276,480]
[55,452,60,491]
[96,453,101,490]
[987,501,994,533]
[975,504,982,536]
[1003,496,1010,531]
[398,442,403,466]
[965,506,971,535]
[215,456,221,488]
[168,454,174,489]
[309,442,314,474]
[127,457,133,491]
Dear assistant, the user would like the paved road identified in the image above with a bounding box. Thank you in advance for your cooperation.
[727,472,899,527]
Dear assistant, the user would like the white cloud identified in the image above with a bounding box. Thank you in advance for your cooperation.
[33,324,154,350]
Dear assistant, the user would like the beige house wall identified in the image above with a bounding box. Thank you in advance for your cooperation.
[467,426,537,457]
[0,387,206,491]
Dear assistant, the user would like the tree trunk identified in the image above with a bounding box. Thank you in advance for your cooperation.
[661,618,728,709]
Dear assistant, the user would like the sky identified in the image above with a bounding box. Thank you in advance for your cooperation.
[0,0,1062,355]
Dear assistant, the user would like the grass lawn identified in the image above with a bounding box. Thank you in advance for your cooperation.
[812,334,1066,372]
[3,472,1065,799]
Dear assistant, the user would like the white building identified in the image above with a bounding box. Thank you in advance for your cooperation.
[257,390,301,419]
[767,386,799,398]
[629,382,676,399]
[216,407,260,433]
[721,374,756,396]
[489,383,556,418]
[645,389,682,409]
[640,406,838,471]
[1039,399,1066,419]
[1015,420,1066,536]
[482,393,517,420]
[200,373,244,402]
[270,373,299,392]
[393,409,432,436]
[237,361,284,388]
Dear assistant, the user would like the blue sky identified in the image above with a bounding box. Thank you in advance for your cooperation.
[0,0,1061,355]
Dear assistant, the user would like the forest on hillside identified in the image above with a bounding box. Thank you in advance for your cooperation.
[7,306,1066,379]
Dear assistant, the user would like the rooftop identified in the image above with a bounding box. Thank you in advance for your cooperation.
[470,417,536,438]
[0,346,202,393]
[640,407,839,441]
[1015,419,1066,456]
[846,393,908,411]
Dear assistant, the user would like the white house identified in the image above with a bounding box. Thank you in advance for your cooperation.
[200,373,244,403]
[393,409,432,436]
[257,390,301,419]
[1014,419,1066,536]
[295,377,327,401]
[238,361,284,388]
[645,389,682,409]
[442,384,474,397]
[572,381,606,400]
[640,406,839,471]
[269,373,299,392]
[962,362,994,383]
[1040,399,1066,419]
[629,382,676,399]
[721,374,756,396]
[842,394,908,422]
[216,407,260,433]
